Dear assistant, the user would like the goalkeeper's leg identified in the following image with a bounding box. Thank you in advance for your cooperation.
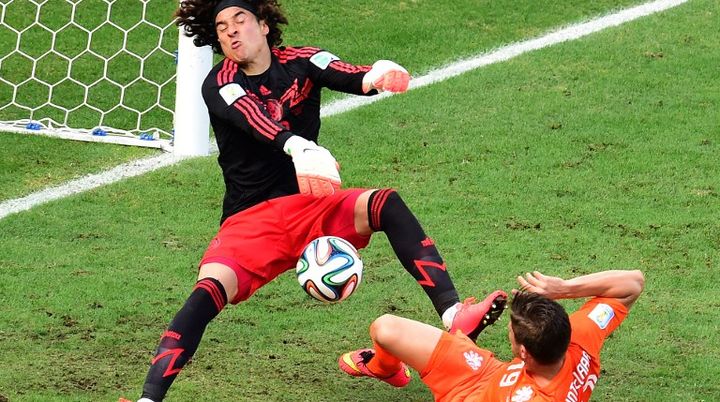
[362,189,459,316]
[360,189,499,341]
[137,263,237,402]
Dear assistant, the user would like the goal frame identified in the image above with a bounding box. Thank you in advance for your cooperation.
[0,0,213,156]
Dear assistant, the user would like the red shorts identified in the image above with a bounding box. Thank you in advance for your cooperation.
[200,189,371,304]
[421,331,505,401]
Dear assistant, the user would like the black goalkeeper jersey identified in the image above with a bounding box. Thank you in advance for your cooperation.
[201,46,373,223]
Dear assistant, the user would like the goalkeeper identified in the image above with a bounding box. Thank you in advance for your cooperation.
[121,1,500,401]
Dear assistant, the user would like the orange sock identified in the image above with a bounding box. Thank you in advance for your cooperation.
[366,341,403,378]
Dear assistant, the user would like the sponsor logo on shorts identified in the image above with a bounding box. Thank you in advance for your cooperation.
[310,51,339,70]
[588,303,614,329]
[463,350,483,371]
[219,83,246,105]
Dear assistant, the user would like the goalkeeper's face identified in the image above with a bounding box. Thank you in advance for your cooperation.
[215,6,270,66]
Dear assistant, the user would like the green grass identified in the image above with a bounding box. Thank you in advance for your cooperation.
[0,133,157,200]
[1,0,719,401]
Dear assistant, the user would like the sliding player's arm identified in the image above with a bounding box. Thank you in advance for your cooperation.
[517,270,645,356]
[516,270,644,309]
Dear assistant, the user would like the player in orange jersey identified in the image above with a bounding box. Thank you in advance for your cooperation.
[339,269,644,401]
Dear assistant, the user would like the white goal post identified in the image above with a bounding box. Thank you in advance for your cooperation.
[0,0,212,156]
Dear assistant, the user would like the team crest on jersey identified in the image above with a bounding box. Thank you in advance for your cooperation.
[264,99,283,121]
[463,351,483,371]
[310,51,339,70]
[219,83,246,105]
[511,386,534,402]
[588,303,615,329]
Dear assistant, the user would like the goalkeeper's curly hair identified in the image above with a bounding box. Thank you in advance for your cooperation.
[175,0,288,55]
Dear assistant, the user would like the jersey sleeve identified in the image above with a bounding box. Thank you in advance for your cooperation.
[569,297,629,359]
[202,76,293,148]
[304,48,372,95]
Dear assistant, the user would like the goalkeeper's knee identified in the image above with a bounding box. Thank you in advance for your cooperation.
[367,189,408,232]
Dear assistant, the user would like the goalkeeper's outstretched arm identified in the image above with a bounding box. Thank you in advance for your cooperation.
[307,50,410,95]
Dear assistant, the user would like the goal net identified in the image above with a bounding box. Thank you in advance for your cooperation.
[0,0,212,155]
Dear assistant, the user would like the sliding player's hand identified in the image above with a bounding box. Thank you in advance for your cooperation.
[362,60,410,93]
[515,271,567,300]
[284,136,341,197]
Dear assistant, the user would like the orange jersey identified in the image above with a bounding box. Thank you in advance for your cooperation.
[476,297,628,401]
[421,297,628,402]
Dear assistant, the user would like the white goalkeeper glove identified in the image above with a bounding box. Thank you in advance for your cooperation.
[362,60,410,94]
[283,135,341,197]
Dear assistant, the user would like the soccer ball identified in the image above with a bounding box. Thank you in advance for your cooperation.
[296,236,363,303]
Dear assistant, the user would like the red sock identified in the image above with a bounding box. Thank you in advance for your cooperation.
[366,341,403,378]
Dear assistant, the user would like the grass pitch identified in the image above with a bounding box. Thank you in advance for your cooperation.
[1,0,718,401]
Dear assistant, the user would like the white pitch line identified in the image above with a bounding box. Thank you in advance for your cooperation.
[0,153,188,220]
[0,0,689,221]
[321,0,689,117]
